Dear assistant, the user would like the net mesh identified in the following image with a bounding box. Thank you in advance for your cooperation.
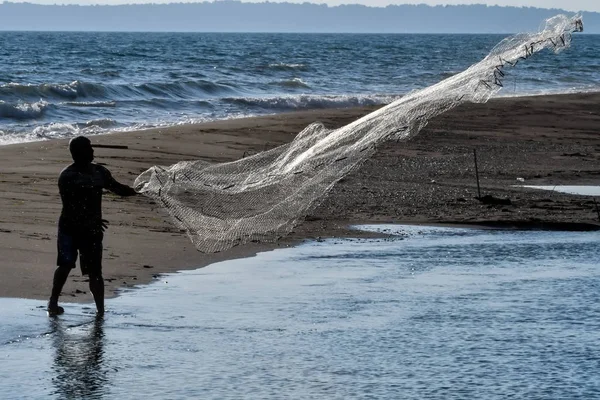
[134,14,583,253]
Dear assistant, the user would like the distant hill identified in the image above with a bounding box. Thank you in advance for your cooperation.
[0,1,597,33]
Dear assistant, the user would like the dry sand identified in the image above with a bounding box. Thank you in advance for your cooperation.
[1,92,599,302]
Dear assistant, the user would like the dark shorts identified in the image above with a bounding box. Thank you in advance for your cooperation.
[57,230,103,276]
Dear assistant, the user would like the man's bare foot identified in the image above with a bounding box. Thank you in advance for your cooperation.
[47,301,65,317]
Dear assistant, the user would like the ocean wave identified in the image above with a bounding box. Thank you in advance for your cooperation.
[136,80,237,97]
[31,118,118,139]
[0,130,40,146]
[271,78,311,89]
[0,100,49,120]
[80,68,121,78]
[0,79,238,102]
[0,81,106,100]
[267,63,309,71]
[496,85,600,98]
[1,123,111,145]
[64,100,117,108]
[31,123,79,139]
[225,94,397,111]
[78,118,118,128]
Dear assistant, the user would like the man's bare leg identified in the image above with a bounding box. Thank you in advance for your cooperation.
[48,265,70,315]
[88,273,105,315]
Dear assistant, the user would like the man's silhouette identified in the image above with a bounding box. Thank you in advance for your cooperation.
[48,136,136,316]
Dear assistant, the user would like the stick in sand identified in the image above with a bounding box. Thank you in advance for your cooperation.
[473,149,481,199]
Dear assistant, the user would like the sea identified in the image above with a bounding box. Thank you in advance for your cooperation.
[1,225,599,399]
[1,32,599,145]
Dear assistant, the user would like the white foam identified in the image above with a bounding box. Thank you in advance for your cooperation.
[64,101,116,107]
[272,78,311,89]
[0,100,49,120]
[227,93,399,110]
[268,62,308,70]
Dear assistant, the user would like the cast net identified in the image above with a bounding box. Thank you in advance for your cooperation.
[134,14,583,253]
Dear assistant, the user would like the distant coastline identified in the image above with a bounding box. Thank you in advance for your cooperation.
[0,2,598,33]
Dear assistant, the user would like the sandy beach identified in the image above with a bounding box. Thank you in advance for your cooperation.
[1,92,599,302]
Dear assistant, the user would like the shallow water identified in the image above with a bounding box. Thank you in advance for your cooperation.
[521,185,600,196]
[1,225,600,399]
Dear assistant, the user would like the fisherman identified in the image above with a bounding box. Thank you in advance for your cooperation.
[48,136,137,316]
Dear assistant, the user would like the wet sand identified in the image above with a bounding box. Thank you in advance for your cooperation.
[1,92,599,302]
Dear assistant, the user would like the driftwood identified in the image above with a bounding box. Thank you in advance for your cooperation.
[477,195,512,206]
[91,144,129,149]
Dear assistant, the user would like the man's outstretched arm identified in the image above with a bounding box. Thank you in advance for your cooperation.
[103,167,137,197]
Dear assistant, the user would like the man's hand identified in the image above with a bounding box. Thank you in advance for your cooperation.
[101,219,109,232]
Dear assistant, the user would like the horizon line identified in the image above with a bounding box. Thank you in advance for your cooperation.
[1,29,598,33]
[0,1,592,13]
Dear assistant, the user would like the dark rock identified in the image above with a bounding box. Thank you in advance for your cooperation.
[478,195,512,206]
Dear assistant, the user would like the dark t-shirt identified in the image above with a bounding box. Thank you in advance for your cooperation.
[58,163,135,234]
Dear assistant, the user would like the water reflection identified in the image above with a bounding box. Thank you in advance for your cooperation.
[51,316,109,399]
[2,227,599,399]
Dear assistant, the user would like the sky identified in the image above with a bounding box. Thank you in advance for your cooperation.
[2,0,597,12]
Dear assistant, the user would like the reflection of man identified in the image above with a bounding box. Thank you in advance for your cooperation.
[51,317,107,398]
[48,136,136,316]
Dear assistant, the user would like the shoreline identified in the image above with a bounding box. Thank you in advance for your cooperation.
[1,92,599,303]
[3,88,598,149]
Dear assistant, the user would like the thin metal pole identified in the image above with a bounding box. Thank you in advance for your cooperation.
[473,149,481,199]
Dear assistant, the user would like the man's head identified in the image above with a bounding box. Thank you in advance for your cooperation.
[69,136,94,164]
